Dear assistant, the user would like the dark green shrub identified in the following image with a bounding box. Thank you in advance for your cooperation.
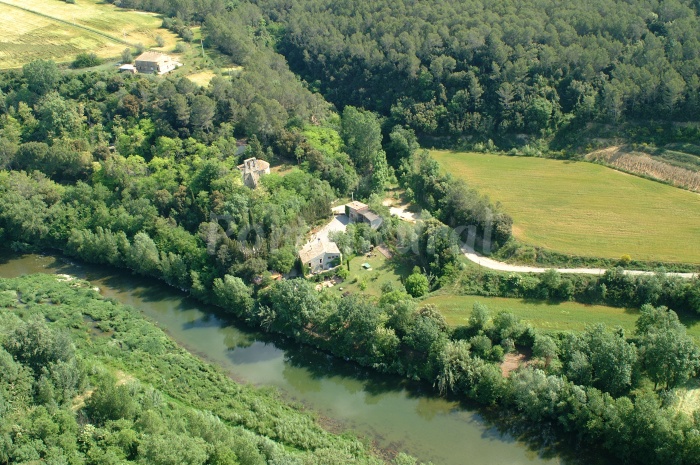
[71,53,102,69]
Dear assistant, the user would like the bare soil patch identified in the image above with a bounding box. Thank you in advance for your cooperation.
[500,350,532,377]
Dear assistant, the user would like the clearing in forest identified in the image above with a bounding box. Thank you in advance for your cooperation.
[0,0,177,68]
[431,151,700,264]
[328,254,411,297]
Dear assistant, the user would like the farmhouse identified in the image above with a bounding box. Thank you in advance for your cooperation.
[134,51,180,74]
[299,239,342,274]
[237,157,270,188]
[345,201,383,229]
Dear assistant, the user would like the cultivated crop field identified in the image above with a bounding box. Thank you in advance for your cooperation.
[0,0,177,68]
[586,146,700,192]
[431,151,700,264]
[423,294,700,339]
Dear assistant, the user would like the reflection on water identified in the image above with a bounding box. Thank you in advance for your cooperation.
[229,341,282,364]
[0,251,565,465]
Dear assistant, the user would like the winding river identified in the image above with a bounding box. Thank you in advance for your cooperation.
[0,251,567,465]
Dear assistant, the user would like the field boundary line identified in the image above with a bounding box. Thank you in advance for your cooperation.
[0,0,136,49]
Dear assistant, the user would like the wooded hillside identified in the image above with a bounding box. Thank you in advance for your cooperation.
[253,0,700,145]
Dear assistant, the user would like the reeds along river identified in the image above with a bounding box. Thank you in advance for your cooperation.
[0,251,564,465]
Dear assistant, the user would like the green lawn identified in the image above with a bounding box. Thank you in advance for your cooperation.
[431,151,700,264]
[329,253,410,298]
[423,293,700,339]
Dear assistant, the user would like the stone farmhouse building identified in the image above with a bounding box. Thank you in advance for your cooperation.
[299,239,342,274]
[134,51,180,75]
[237,157,270,188]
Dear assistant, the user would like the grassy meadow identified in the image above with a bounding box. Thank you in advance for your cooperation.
[423,293,700,339]
[0,0,178,68]
[328,254,411,297]
[431,151,700,264]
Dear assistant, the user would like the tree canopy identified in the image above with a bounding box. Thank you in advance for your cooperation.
[251,0,700,146]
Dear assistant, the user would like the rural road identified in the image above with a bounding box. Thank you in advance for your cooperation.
[352,201,698,279]
[461,245,699,279]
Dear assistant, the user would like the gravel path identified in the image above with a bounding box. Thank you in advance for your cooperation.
[310,214,349,244]
[461,245,698,278]
[379,200,698,279]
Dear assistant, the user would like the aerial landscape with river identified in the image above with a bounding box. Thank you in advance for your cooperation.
[1,0,700,464]
[0,252,564,465]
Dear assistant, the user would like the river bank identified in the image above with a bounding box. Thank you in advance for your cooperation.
[0,250,566,465]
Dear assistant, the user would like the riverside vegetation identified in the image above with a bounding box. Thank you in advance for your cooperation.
[0,273,393,465]
[2,0,700,463]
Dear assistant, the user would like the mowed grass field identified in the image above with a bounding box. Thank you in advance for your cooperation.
[0,0,178,68]
[431,151,700,264]
[327,254,411,298]
[423,294,700,339]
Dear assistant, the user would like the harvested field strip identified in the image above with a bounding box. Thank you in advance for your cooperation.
[587,146,700,192]
[0,5,113,68]
[0,0,177,68]
[0,0,130,46]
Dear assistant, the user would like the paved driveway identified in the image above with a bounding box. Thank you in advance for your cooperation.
[310,214,349,243]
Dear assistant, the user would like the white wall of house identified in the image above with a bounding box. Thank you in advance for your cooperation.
[305,252,341,273]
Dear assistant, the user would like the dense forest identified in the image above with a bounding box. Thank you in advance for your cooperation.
[250,0,700,147]
[107,0,700,150]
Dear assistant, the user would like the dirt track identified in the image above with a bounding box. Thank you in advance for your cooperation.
[384,201,698,278]
[461,245,698,278]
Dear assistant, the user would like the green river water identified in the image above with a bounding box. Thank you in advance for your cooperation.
[0,251,568,465]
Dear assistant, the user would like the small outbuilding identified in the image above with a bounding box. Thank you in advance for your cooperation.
[344,201,383,229]
[134,51,180,75]
[118,64,138,74]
